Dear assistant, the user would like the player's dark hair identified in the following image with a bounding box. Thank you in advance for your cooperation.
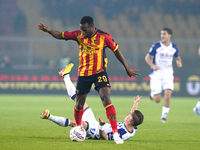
[162,28,173,35]
[80,16,94,26]
[131,110,144,126]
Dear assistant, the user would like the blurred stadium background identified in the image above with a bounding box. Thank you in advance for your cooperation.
[0,0,200,97]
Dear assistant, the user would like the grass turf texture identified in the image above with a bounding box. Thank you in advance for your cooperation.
[0,94,199,150]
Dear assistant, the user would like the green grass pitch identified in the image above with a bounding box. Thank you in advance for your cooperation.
[0,94,199,150]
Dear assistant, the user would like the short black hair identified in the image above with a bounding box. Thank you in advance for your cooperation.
[131,110,144,126]
[162,28,173,35]
[80,16,94,26]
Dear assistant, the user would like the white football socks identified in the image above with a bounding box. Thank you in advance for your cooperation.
[150,91,154,98]
[161,106,170,119]
[48,114,70,127]
[64,74,76,100]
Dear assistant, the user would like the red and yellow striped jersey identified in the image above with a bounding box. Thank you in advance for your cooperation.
[62,28,118,76]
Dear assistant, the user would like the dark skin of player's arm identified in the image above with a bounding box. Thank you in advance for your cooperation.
[114,49,140,77]
[98,116,108,140]
[37,22,63,39]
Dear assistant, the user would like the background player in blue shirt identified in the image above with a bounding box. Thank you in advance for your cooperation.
[145,28,182,123]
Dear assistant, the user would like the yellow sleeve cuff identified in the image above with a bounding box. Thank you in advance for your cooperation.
[62,32,65,38]
[113,44,119,52]
[147,54,152,57]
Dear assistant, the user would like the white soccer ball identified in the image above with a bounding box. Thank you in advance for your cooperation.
[69,126,86,142]
[193,107,200,116]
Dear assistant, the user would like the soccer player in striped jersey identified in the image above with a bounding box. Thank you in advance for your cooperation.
[41,64,144,141]
[145,28,182,123]
[37,16,140,144]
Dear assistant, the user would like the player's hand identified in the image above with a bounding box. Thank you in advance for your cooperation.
[176,61,182,68]
[98,116,106,126]
[133,95,142,104]
[37,22,50,32]
[126,68,140,77]
[152,65,159,71]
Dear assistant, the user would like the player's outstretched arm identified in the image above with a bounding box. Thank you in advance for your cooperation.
[98,116,108,140]
[176,57,182,68]
[130,95,142,113]
[37,22,63,39]
[114,49,140,77]
[145,54,159,71]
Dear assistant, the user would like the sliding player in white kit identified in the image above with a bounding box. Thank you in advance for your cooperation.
[40,63,144,141]
[145,28,182,123]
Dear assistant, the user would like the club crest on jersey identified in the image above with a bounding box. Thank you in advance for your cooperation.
[110,115,116,121]
[94,40,98,44]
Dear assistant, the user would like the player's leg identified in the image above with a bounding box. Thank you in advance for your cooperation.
[63,72,89,109]
[59,63,76,100]
[161,89,172,122]
[64,74,89,109]
[75,76,93,126]
[194,100,200,109]
[82,107,100,139]
[153,94,162,103]
[99,87,123,144]
[40,109,74,127]
[59,63,88,109]
[163,89,172,107]
[150,75,162,102]
[161,75,174,123]
[193,100,200,115]
[40,109,88,129]
[95,72,123,144]
[74,94,87,126]
[98,87,117,132]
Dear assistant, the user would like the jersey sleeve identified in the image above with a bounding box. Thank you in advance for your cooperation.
[62,30,80,41]
[173,45,180,58]
[105,33,119,52]
[147,43,157,57]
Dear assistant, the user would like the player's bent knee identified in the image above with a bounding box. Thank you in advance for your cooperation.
[153,96,162,103]
[154,99,161,103]
[153,94,162,103]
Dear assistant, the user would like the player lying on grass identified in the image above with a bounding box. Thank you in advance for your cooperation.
[40,63,144,141]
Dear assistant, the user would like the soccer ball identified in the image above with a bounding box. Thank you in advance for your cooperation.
[69,126,86,142]
[193,106,200,116]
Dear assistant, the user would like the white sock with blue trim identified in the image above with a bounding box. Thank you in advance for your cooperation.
[64,74,76,100]
[195,100,200,108]
[48,114,70,127]
[161,106,170,119]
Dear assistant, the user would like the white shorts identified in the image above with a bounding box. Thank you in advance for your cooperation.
[149,73,174,96]
[82,107,100,139]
